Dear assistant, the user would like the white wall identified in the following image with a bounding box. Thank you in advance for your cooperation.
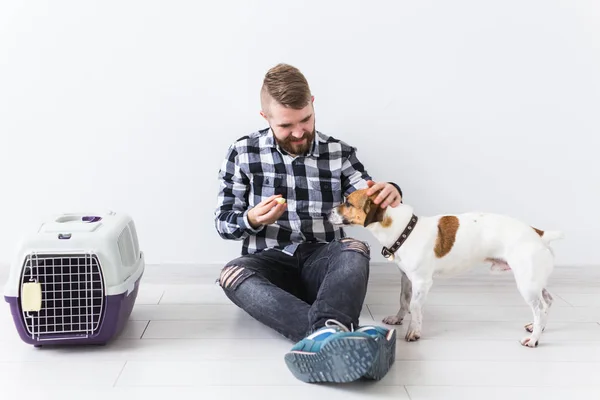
[1,0,598,269]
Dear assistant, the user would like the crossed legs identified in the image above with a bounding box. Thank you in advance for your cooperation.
[218,239,371,342]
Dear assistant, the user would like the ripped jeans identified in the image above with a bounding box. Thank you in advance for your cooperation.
[218,238,371,342]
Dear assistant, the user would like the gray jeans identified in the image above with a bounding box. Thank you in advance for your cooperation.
[218,238,371,342]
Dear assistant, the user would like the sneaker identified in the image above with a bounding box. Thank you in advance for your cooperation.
[284,319,378,383]
[356,325,396,380]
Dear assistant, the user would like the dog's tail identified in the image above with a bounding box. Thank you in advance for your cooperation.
[539,230,564,245]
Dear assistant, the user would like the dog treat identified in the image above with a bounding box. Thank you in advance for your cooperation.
[276,197,286,204]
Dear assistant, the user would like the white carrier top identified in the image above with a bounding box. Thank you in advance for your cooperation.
[4,211,144,297]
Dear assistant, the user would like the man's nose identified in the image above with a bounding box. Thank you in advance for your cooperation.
[291,130,304,139]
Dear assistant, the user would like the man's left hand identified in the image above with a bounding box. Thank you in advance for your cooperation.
[366,180,402,208]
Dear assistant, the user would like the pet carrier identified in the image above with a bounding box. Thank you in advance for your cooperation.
[3,211,145,346]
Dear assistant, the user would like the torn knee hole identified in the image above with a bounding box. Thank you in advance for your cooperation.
[340,239,370,256]
[220,265,244,288]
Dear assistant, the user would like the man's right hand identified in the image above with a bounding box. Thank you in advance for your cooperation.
[247,195,287,229]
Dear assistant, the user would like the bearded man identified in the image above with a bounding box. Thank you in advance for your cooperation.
[214,63,402,383]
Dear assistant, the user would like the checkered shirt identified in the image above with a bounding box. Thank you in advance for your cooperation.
[214,128,398,256]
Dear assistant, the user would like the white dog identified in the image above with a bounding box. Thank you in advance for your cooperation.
[328,188,563,347]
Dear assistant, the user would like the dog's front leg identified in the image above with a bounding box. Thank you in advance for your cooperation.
[405,278,433,342]
[383,270,412,325]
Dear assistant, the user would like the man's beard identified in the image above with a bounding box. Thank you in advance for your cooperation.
[276,128,315,156]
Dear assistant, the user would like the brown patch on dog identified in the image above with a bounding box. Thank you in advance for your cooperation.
[434,216,459,258]
[336,188,388,227]
[532,226,544,236]
[381,216,393,228]
[363,198,387,226]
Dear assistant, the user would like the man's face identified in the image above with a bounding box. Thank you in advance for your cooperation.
[261,97,316,156]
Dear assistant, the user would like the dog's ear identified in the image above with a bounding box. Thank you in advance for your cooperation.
[363,193,386,227]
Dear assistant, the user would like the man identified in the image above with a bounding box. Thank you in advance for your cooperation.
[214,63,402,383]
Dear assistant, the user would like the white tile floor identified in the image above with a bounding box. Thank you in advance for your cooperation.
[1,263,600,399]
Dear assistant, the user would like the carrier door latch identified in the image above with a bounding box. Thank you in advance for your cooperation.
[21,281,42,312]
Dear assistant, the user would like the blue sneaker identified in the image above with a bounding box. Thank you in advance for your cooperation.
[284,319,378,383]
[356,325,396,380]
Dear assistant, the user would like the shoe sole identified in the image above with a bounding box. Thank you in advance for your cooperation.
[363,328,396,380]
[284,336,378,383]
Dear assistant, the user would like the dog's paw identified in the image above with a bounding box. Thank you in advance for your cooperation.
[405,329,421,342]
[382,315,403,325]
[524,323,545,333]
[520,336,539,348]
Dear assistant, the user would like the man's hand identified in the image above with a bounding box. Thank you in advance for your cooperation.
[247,194,287,229]
[366,180,402,208]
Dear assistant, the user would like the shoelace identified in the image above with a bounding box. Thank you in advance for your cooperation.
[324,319,355,332]
[325,318,383,336]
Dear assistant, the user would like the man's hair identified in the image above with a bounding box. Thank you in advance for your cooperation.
[261,63,312,111]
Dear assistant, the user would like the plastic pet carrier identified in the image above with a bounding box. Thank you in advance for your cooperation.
[3,211,145,347]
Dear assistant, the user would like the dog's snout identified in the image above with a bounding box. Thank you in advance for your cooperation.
[327,207,346,225]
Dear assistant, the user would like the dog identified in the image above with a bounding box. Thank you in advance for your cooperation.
[328,188,563,347]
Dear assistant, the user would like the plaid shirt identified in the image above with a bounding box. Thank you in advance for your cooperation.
[214,128,400,256]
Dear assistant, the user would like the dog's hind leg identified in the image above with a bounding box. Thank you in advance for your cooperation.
[525,288,553,333]
[542,288,554,305]
[521,295,548,347]
[383,270,412,325]
[513,250,554,347]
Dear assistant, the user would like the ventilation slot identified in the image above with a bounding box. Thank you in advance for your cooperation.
[117,226,136,267]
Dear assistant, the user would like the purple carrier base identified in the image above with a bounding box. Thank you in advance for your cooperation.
[4,274,142,347]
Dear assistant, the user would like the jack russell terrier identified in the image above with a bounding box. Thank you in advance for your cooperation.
[328,188,563,348]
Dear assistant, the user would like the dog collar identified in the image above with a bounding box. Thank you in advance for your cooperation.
[381,214,418,260]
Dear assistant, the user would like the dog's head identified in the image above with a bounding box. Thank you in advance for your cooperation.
[328,188,388,227]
